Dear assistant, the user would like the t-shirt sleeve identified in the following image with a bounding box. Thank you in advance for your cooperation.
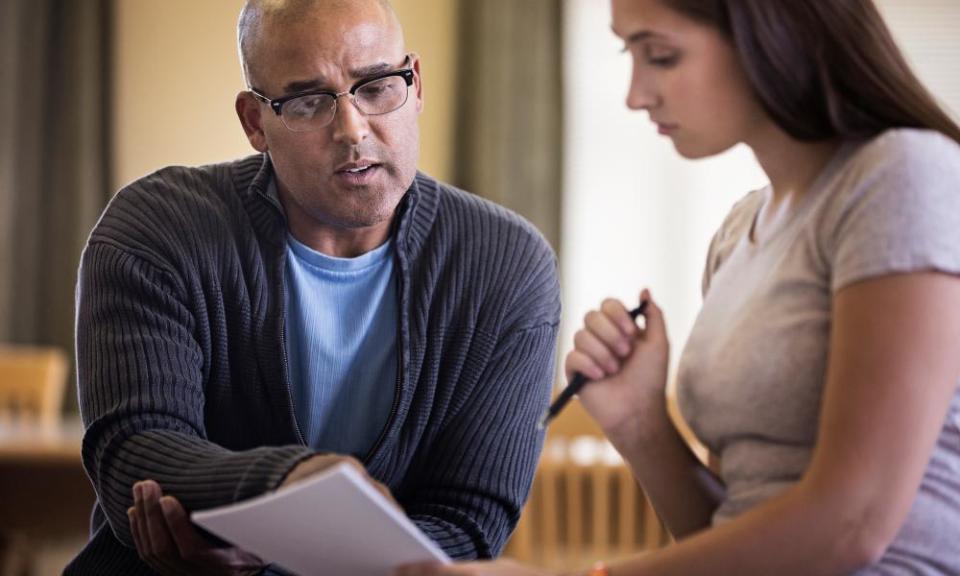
[828,130,960,293]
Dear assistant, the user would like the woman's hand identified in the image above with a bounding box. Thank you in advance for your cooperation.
[565,289,670,447]
[393,559,552,576]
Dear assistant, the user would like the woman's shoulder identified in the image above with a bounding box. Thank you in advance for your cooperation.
[817,128,960,224]
[841,128,960,184]
[821,128,960,291]
[863,127,959,156]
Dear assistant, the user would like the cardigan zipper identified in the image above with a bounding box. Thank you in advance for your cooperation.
[362,258,405,465]
[279,251,307,446]
[254,180,306,446]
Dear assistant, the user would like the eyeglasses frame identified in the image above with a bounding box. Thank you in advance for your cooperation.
[248,54,416,127]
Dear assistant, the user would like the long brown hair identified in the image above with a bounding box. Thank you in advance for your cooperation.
[662,0,960,144]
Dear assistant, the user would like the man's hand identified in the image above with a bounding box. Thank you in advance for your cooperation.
[128,480,265,576]
[281,454,401,510]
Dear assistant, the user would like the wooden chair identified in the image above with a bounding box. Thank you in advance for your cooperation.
[0,345,68,426]
[0,344,70,576]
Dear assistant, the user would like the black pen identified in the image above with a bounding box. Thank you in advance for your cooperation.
[537,301,649,430]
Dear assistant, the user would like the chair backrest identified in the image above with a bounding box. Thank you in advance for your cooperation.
[0,345,68,426]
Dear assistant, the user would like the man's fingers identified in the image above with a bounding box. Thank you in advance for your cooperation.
[131,488,164,572]
[128,506,144,552]
[160,496,265,573]
[373,481,402,511]
[132,484,154,555]
[206,546,266,573]
[136,481,191,575]
[161,494,211,561]
[141,481,177,555]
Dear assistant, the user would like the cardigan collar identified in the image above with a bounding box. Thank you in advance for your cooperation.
[233,153,439,262]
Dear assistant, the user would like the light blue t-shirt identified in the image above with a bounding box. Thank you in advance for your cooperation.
[283,233,398,458]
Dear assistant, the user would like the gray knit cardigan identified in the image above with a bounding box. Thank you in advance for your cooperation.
[66,154,560,574]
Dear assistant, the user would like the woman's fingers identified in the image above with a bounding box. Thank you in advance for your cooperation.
[638,289,668,343]
[584,307,634,357]
[573,328,622,375]
[564,297,647,382]
[601,297,641,338]
[563,291,668,385]
[565,348,607,381]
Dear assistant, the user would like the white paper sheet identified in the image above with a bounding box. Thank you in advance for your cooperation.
[191,462,451,576]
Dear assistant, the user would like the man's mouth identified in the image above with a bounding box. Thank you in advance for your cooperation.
[335,161,382,184]
[343,164,375,174]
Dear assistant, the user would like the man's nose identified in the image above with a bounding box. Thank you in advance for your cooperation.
[331,95,370,146]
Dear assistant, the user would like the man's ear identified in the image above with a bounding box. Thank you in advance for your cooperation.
[411,53,424,114]
[236,92,269,152]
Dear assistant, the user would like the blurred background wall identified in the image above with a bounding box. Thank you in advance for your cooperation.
[113,0,461,188]
[0,0,110,403]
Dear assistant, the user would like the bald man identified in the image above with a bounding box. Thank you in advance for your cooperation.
[65,1,560,574]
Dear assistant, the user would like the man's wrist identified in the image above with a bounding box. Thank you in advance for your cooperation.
[275,451,322,489]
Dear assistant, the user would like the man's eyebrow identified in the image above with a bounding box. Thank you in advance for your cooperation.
[348,61,395,78]
[282,78,326,94]
[280,61,398,95]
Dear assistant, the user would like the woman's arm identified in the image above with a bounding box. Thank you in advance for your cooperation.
[613,403,725,539]
[600,271,960,575]
[567,293,725,537]
[395,272,960,576]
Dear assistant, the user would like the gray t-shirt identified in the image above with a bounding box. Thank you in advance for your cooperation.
[676,129,960,574]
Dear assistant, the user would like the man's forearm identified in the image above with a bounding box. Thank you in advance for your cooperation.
[86,424,313,546]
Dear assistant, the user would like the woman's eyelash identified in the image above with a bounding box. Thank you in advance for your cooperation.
[648,54,679,66]
[620,42,681,66]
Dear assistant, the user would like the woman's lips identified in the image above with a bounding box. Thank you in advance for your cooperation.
[656,123,679,135]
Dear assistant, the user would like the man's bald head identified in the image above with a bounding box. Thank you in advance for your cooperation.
[237,0,403,89]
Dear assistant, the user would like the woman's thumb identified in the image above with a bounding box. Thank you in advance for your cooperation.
[639,288,667,339]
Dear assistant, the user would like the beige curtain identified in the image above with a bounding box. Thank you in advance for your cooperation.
[0,0,112,411]
[454,0,564,251]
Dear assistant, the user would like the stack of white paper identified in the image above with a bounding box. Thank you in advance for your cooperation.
[192,462,451,576]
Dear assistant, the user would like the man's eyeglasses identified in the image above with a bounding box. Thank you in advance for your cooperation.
[249,55,415,132]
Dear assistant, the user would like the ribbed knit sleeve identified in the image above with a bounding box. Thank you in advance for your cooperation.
[76,241,314,547]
